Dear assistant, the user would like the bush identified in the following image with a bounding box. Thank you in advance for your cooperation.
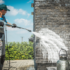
[5,41,34,60]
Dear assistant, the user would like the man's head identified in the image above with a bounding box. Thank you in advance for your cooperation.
[0,4,10,15]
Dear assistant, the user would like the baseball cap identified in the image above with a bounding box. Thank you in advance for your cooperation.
[0,4,10,11]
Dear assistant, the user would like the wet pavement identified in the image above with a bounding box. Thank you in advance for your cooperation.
[2,60,34,70]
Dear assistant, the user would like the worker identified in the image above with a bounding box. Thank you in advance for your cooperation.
[0,4,12,69]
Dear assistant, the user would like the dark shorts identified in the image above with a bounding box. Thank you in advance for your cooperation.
[1,55,5,65]
[0,33,5,65]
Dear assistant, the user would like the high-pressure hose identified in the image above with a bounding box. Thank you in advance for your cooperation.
[5,23,11,70]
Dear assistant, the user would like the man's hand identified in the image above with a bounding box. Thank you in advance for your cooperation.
[12,23,17,28]
[7,22,12,27]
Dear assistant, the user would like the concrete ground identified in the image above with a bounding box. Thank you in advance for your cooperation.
[2,60,34,70]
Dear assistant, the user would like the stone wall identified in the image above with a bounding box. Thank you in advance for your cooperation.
[34,0,70,70]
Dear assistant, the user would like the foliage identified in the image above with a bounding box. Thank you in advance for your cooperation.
[5,41,34,60]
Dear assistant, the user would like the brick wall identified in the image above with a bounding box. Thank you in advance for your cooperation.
[34,0,70,70]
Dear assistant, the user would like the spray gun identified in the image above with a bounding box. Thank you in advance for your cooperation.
[6,23,32,32]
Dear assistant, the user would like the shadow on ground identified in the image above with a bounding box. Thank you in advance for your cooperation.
[18,65,35,70]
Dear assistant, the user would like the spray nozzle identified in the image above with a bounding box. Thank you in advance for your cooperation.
[27,30,32,32]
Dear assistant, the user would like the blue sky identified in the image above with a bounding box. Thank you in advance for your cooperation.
[0,0,34,42]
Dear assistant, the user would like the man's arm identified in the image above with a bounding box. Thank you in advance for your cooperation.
[7,22,12,27]
[2,15,12,27]
[0,12,12,27]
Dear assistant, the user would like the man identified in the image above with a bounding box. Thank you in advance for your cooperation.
[0,4,12,69]
[0,4,12,26]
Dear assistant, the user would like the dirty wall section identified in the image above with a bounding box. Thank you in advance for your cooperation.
[34,0,70,63]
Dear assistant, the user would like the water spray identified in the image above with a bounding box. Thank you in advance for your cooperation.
[32,28,68,63]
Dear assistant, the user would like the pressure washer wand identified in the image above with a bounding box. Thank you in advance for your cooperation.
[15,26,32,32]
[5,23,32,32]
